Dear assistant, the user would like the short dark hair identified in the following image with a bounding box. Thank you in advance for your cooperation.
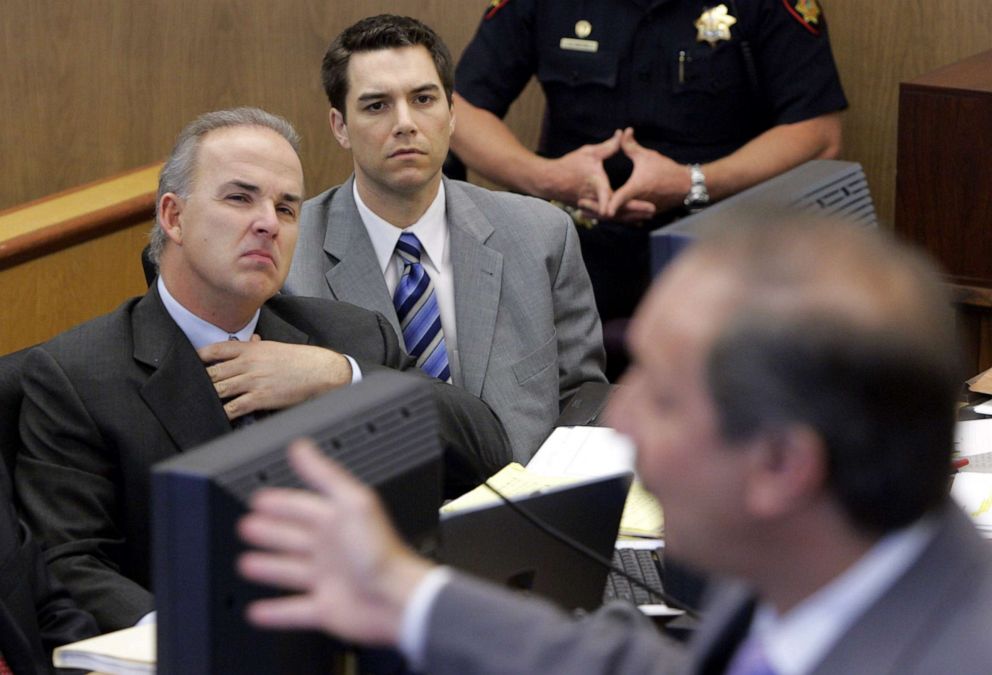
[321,14,454,119]
[150,107,300,267]
[698,219,961,534]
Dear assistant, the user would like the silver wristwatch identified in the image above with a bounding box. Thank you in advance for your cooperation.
[683,163,710,211]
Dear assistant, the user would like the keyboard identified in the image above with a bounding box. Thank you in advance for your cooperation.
[603,546,666,607]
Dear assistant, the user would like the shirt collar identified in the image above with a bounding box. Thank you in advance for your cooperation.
[353,179,448,270]
[157,276,260,350]
[750,514,938,675]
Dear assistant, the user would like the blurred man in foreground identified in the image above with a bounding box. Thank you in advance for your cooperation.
[239,218,992,673]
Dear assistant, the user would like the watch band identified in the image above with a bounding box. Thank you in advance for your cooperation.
[683,163,710,210]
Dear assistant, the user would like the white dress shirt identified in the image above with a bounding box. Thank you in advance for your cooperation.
[353,181,461,382]
[158,277,260,347]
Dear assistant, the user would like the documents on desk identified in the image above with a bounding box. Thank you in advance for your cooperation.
[53,623,155,674]
[952,472,992,538]
[443,426,664,538]
[954,418,992,472]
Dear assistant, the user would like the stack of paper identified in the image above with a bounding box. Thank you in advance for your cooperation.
[444,427,663,538]
[53,623,155,674]
[951,472,992,538]
[954,419,992,472]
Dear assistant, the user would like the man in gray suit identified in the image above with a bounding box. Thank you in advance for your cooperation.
[239,217,992,673]
[283,15,606,462]
[15,108,508,631]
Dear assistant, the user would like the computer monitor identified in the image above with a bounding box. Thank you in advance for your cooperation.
[650,159,877,275]
[152,371,442,675]
[438,473,632,612]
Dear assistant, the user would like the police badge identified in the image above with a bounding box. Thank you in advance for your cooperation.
[694,4,737,47]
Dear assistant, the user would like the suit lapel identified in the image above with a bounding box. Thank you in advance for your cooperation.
[254,303,311,345]
[322,178,401,336]
[445,179,502,395]
[685,583,755,675]
[811,506,981,674]
[133,287,233,450]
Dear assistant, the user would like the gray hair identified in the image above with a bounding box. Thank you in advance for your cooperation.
[695,218,961,534]
[149,107,301,267]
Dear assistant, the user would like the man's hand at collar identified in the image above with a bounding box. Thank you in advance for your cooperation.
[198,336,354,421]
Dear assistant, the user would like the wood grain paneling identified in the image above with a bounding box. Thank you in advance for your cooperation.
[0,1,506,213]
[4,1,992,222]
[827,0,992,225]
[0,222,150,354]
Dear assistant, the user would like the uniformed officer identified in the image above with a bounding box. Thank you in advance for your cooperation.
[451,0,847,328]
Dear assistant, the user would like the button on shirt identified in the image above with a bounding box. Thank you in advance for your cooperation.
[353,181,461,382]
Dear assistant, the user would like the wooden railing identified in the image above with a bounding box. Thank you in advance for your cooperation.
[0,164,160,354]
[0,163,160,270]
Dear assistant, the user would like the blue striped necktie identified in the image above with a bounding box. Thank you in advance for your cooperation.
[392,232,450,381]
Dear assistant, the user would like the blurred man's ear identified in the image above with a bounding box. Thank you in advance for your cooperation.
[743,424,827,519]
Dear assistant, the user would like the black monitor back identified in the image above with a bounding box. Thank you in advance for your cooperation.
[152,371,442,675]
[438,473,632,612]
[650,159,877,275]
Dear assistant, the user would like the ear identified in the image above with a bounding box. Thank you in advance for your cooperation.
[157,193,186,245]
[329,107,350,150]
[743,424,827,519]
[449,105,456,137]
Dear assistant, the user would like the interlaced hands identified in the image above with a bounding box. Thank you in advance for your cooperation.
[563,127,691,225]
[198,335,352,421]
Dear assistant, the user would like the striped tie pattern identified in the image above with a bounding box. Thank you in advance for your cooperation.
[392,233,450,381]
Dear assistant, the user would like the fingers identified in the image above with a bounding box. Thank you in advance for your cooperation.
[619,126,641,155]
[605,181,635,219]
[245,594,321,631]
[614,199,656,222]
[197,340,249,365]
[287,440,366,501]
[589,128,622,158]
[238,550,315,593]
[586,171,612,216]
[239,499,325,553]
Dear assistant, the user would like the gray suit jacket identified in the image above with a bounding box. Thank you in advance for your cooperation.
[284,177,606,462]
[15,286,509,631]
[422,504,992,674]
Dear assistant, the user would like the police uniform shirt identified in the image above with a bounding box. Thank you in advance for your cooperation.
[456,0,848,188]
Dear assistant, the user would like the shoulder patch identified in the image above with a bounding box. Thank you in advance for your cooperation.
[782,0,823,36]
[486,0,511,20]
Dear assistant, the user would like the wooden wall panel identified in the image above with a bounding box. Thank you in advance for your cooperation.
[0,0,516,213]
[6,1,992,223]
[827,0,992,226]
[0,222,150,354]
